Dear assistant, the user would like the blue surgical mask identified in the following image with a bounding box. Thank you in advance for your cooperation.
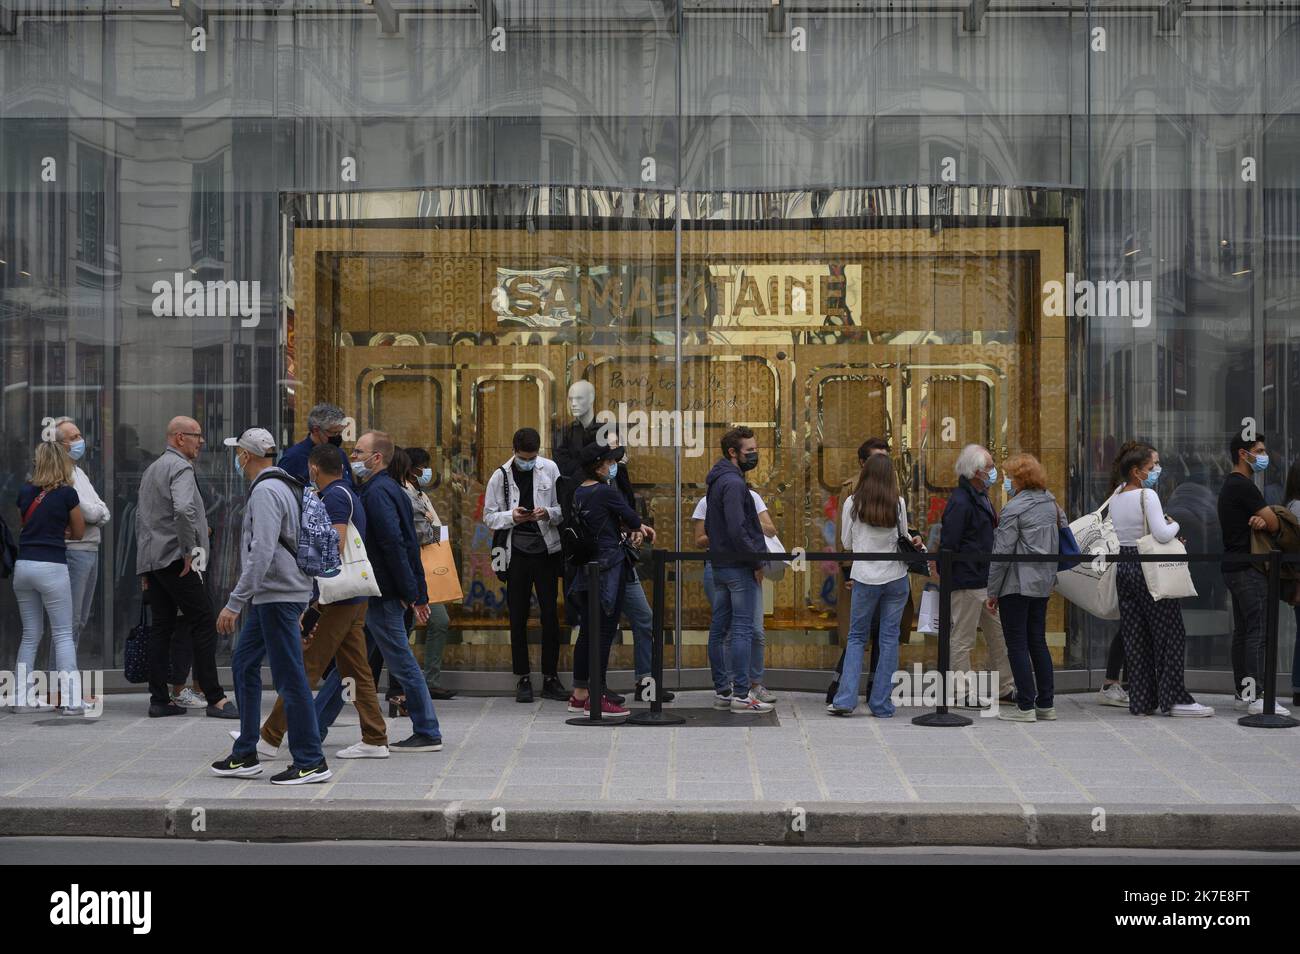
[1002,476,1014,496]
[350,460,370,479]
[985,465,998,485]
[418,468,432,487]
[607,462,619,480]
[1250,452,1270,473]
[68,439,86,461]
[515,457,537,471]
[233,451,245,476]
[1142,465,1162,489]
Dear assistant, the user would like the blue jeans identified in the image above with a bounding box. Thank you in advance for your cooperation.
[65,549,98,651]
[703,562,766,686]
[707,565,760,698]
[833,576,909,716]
[230,601,322,767]
[12,559,80,706]
[625,577,655,680]
[998,593,1053,711]
[317,598,442,741]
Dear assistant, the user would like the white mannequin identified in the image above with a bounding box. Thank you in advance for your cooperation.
[568,380,595,429]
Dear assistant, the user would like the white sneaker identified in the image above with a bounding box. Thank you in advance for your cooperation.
[1098,684,1129,707]
[171,687,206,708]
[227,729,281,760]
[7,700,57,714]
[1247,699,1291,716]
[336,742,390,759]
[730,693,774,714]
[997,707,1036,722]
[751,685,777,704]
[1169,703,1215,718]
[712,692,733,710]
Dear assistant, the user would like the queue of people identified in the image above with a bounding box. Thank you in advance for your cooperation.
[6,404,1297,751]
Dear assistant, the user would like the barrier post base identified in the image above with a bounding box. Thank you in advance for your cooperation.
[1236,713,1300,729]
[565,714,621,727]
[626,709,685,726]
[911,711,973,727]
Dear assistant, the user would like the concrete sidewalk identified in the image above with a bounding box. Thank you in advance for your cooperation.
[2,690,1298,848]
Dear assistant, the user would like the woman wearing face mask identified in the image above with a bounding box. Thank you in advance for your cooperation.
[986,454,1067,721]
[1108,442,1213,717]
[404,447,456,701]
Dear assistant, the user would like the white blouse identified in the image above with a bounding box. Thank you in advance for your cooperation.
[841,496,907,586]
[1108,488,1179,547]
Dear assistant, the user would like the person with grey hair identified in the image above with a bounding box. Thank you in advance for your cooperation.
[52,418,110,658]
[937,443,1014,706]
[279,402,353,487]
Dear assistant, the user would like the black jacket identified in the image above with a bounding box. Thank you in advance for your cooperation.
[939,475,999,590]
[554,418,601,482]
[360,471,428,604]
[704,458,765,569]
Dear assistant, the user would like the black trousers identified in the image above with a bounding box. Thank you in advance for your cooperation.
[1104,631,1125,682]
[506,549,563,677]
[146,559,225,708]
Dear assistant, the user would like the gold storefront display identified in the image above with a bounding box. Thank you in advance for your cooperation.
[289,206,1069,677]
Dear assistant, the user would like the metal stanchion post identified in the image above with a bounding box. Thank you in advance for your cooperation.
[913,549,972,727]
[629,549,684,726]
[567,561,616,727]
[1239,548,1299,729]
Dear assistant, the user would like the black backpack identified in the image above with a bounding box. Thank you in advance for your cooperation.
[559,485,597,568]
[0,516,17,578]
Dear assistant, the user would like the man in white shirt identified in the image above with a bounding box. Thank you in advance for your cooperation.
[54,417,110,652]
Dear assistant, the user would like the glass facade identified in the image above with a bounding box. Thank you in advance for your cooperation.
[2,1,1297,688]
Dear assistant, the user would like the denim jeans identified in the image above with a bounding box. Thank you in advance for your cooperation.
[997,593,1053,711]
[65,549,98,651]
[317,598,442,741]
[707,565,760,698]
[13,559,81,706]
[833,576,909,716]
[230,600,322,768]
[703,562,765,687]
[624,577,655,680]
[1225,569,1268,698]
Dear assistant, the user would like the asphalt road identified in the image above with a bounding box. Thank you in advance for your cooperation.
[5,837,1300,864]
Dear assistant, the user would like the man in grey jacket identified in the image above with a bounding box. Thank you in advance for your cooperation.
[135,416,235,719]
[211,428,329,785]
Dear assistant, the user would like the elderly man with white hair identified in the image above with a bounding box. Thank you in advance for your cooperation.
[937,443,1014,706]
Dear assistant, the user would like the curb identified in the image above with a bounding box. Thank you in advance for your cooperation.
[3,800,1300,849]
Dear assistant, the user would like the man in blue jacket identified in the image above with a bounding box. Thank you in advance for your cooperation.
[704,426,774,714]
[314,429,442,751]
[278,402,353,488]
[939,443,1013,705]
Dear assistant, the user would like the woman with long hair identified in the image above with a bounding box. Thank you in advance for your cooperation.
[828,453,916,717]
[10,441,87,714]
[1109,441,1213,716]
[404,447,456,701]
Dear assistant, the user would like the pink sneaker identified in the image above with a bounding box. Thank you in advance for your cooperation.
[586,695,630,719]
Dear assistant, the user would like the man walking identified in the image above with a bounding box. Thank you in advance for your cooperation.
[211,428,328,783]
[135,416,236,719]
[279,402,353,487]
[314,430,443,751]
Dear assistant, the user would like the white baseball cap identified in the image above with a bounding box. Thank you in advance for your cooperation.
[223,427,276,456]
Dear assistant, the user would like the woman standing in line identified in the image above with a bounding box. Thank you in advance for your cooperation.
[10,441,87,714]
[1109,441,1213,717]
[987,453,1066,722]
[828,454,917,717]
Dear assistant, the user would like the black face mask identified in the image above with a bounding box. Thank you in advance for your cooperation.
[327,434,343,447]
[738,451,759,472]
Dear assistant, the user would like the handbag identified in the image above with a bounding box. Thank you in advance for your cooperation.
[1137,489,1197,601]
[421,540,464,605]
[490,464,512,582]
[316,492,382,605]
[896,500,930,576]
[124,601,150,684]
[763,533,788,582]
[1055,498,1121,619]
[917,583,940,634]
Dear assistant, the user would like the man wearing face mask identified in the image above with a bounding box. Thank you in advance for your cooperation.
[939,444,1013,706]
[704,426,774,713]
[483,427,567,703]
[53,417,110,654]
[1219,434,1281,708]
[279,403,353,488]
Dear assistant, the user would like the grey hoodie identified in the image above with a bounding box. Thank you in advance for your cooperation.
[988,488,1068,599]
[224,467,313,612]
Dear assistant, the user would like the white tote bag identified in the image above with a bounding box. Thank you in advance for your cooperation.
[1137,489,1197,601]
[917,585,940,634]
[763,533,788,582]
[1054,498,1121,620]
[316,494,382,605]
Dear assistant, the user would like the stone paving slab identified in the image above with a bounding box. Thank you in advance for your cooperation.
[2,689,1298,846]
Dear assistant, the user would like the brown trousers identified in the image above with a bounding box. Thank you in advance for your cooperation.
[260,600,388,748]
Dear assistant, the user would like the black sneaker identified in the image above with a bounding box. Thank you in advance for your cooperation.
[270,761,332,785]
[149,703,186,718]
[825,681,839,706]
[428,686,457,701]
[634,678,675,704]
[540,676,569,702]
[515,676,534,703]
[211,753,262,778]
[391,733,443,753]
